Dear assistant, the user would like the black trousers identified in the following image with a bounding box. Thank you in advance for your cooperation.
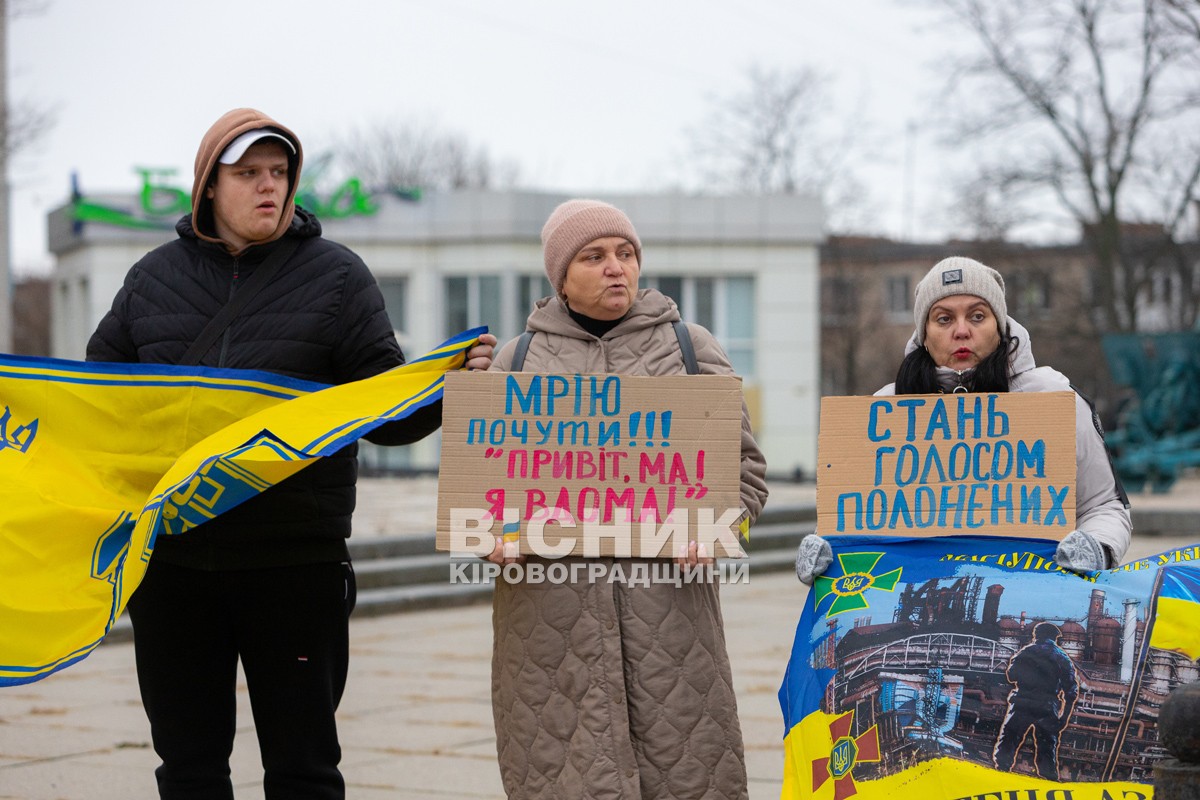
[993,702,1062,779]
[127,559,356,800]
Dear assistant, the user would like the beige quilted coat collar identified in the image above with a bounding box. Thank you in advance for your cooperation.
[525,289,679,339]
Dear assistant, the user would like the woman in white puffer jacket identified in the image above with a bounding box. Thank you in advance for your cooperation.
[797,256,1131,582]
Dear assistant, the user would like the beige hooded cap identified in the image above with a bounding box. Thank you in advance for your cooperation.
[190,108,304,250]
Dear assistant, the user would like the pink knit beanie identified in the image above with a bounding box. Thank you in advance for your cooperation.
[541,200,642,300]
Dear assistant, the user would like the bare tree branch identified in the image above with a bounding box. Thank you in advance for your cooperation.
[934,0,1200,332]
[330,119,519,192]
[3,0,55,162]
[685,64,873,231]
[1161,0,1200,42]
[2,98,55,160]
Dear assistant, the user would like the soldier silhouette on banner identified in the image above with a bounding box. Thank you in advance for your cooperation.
[993,622,1080,779]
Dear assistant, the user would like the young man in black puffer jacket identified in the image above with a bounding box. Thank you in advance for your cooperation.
[87,107,495,800]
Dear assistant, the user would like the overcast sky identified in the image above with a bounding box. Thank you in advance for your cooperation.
[10,0,958,274]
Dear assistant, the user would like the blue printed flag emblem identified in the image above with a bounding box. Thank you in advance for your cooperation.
[0,405,38,452]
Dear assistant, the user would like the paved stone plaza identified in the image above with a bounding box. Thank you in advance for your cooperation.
[2,477,1195,799]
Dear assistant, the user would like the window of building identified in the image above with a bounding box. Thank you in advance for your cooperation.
[722,277,755,378]
[377,276,408,336]
[446,276,470,336]
[655,276,684,308]
[886,275,911,316]
[645,275,756,378]
[1013,272,1052,316]
[694,277,715,330]
[517,275,553,311]
[822,276,855,322]
[444,275,503,340]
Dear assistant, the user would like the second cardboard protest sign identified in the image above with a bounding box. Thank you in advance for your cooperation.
[817,391,1077,539]
[437,371,746,558]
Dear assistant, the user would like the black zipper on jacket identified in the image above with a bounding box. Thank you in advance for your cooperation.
[218,258,240,367]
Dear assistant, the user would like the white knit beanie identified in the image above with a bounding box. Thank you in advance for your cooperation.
[913,257,1009,345]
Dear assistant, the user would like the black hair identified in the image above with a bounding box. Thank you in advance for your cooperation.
[893,333,1017,394]
[1034,621,1062,642]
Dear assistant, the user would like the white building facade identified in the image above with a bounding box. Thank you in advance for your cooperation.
[48,189,823,477]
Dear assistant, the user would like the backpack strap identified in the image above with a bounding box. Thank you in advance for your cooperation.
[510,330,535,372]
[180,237,301,366]
[673,320,699,375]
[1071,383,1130,509]
[512,322,698,375]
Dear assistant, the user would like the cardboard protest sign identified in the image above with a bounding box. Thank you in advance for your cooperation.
[437,372,745,558]
[817,392,1076,539]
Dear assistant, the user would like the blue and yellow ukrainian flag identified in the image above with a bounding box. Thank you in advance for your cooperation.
[0,328,483,686]
[1150,559,1200,659]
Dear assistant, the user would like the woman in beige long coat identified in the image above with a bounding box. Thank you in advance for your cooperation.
[486,200,769,800]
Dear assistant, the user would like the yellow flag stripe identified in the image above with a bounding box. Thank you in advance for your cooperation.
[782,711,1154,799]
[1150,596,1200,660]
[0,328,485,685]
[0,357,321,399]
